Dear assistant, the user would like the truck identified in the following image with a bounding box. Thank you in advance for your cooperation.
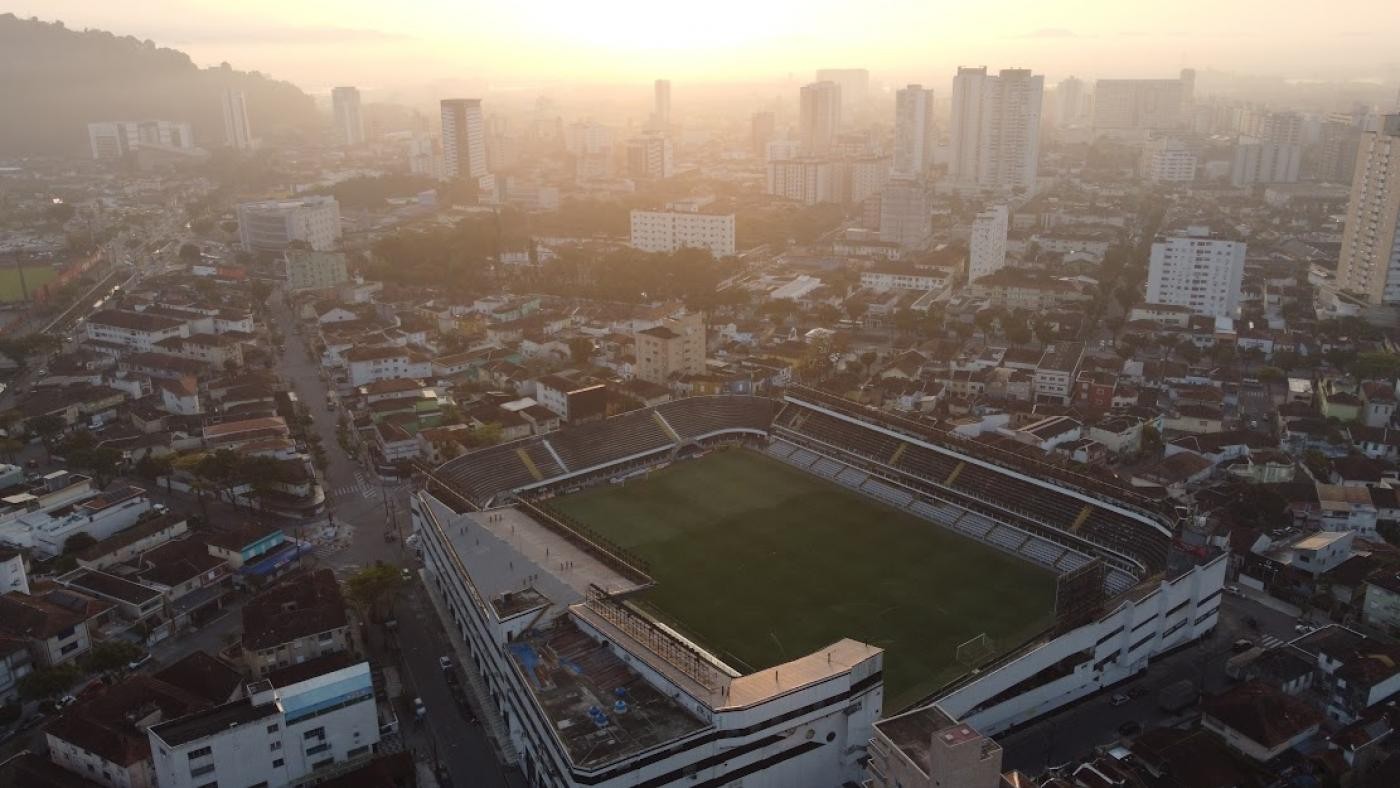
[1157,679,1199,713]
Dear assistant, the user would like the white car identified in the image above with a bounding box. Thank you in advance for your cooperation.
[413,697,427,721]
[438,655,453,671]
[1110,693,1130,707]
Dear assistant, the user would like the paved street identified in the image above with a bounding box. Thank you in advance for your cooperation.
[267,292,522,788]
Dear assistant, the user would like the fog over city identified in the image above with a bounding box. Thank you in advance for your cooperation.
[7,3,1400,788]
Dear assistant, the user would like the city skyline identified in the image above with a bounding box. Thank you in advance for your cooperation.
[9,1,1400,92]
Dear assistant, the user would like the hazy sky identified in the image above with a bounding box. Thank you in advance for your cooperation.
[13,0,1400,93]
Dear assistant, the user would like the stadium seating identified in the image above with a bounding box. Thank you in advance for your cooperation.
[658,396,774,440]
[436,439,544,506]
[774,392,1173,577]
[547,409,674,471]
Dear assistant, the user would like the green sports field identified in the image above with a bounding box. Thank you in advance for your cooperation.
[548,449,1057,710]
[0,266,57,302]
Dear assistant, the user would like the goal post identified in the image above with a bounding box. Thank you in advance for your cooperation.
[955,632,996,669]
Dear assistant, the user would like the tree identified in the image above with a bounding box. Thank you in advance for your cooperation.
[63,532,97,555]
[0,438,22,462]
[134,454,173,483]
[19,664,82,700]
[344,564,405,622]
[69,446,122,487]
[1354,351,1400,381]
[178,243,202,264]
[466,422,503,448]
[29,414,66,458]
[1140,425,1164,455]
[81,640,143,674]
[1257,366,1286,383]
[568,337,594,366]
[1303,450,1331,481]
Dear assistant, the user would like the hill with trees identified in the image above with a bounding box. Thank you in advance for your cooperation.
[0,14,318,156]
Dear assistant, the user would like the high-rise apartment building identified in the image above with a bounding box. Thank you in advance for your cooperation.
[969,206,1009,282]
[1318,119,1363,184]
[767,158,835,204]
[1337,116,1400,304]
[1140,139,1197,183]
[751,111,776,157]
[1145,226,1246,317]
[220,89,253,150]
[440,98,487,180]
[630,209,735,257]
[949,67,1044,192]
[626,133,674,180]
[1055,76,1087,127]
[799,81,842,156]
[285,249,349,291]
[1231,138,1301,186]
[653,79,672,130]
[1092,70,1195,132]
[236,197,342,252]
[816,68,869,117]
[331,86,364,146]
[87,120,195,159]
[878,178,931,250]
[635,311,705,384]
[893,85,935,178]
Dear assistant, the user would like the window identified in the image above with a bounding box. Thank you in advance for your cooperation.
[188,747,213,760]
[303,727,325,740]
[266,724,279,733]
[271,759,284,769]
[60,642,80,655]
[312,758,334,771]
[190,764,216,777]
[306,743,330,755]
[269,741,281,751]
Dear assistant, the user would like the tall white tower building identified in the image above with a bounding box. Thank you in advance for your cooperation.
[969,206,1009,282]
[1338,115,1400,305]
[799,81,842,156]
[441,98,487,180]
[220,89,253,150]
[1146,227,1246,318]
[1055,76,1086,127]
[653,79,672,130]
[893,85,935,178]
[949,67,1043,192]
[331,86,364,146]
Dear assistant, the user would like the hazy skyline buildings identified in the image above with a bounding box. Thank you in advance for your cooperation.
[949,67,1043,192]
[653,79,671,130]
[815,68,869,118]
[331,86,364,146]
[799,80,842,156]
[220,88,253,150]
[892,84,935,178]
[440,98,487,179]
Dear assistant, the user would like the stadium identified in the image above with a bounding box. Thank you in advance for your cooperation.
[411,388,1225,786]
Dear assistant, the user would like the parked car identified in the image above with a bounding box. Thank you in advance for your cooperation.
[438,655,453,671]
[1110,693,1130,707]
[127,653,153,671]
[413,697,427,722]
[1295,623,1316,635]
[1232,638,1255,653]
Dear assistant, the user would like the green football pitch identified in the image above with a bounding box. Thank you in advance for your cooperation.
[547,449,1057,710]
[0,266,57,302]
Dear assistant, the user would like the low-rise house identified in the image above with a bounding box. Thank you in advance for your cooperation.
[1317,483,1379,537]
[45,675,210,788]
[0,588,107,666]
[240,569,353,676]
[1200,681,1322,762]
[1362,570,1400,639]
[1292,626,1400,724]
[203,523,286,570]
[75,515,189,571]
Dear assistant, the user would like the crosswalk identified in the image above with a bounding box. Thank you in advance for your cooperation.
[1258,634,1286,649]
[328,471,390,501]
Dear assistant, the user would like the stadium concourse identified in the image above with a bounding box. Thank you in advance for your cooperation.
[413,388,1226,788]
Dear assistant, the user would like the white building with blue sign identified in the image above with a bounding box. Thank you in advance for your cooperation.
[148,659,380,787]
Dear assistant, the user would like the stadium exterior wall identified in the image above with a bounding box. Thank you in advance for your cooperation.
[411,492,884,788]
[934,553,1226,735]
